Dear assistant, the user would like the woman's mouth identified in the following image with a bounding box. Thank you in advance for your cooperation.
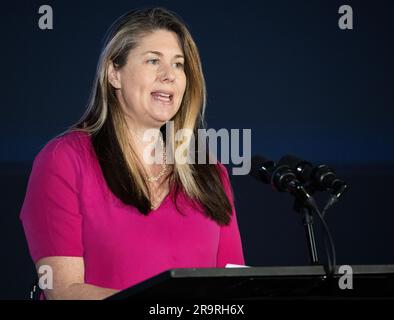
[151,91,174,104]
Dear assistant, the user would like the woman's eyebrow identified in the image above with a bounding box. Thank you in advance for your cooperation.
[142,50,184,59]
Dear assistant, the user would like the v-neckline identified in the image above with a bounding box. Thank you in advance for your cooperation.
[150,187,173,212]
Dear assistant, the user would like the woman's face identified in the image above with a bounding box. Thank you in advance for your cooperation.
[108,29,187,130]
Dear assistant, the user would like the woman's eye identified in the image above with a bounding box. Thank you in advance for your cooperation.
[147,59,183,68]
[174,62,184,68]
[147,59,159,65]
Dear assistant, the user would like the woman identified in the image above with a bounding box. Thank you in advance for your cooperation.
[20,7,244,300]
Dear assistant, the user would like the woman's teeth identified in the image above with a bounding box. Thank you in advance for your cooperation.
[151,92,172,102]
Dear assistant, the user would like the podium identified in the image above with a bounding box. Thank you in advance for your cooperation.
[108,265,394,300]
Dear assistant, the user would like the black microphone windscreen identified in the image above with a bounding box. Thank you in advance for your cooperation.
[278,154,302,168]
[250,155,275,184]
[279,154,314,181]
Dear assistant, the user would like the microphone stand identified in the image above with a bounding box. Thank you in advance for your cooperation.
[293,198,319,265]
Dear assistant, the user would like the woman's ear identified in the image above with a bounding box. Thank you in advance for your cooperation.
[107,61,122,89]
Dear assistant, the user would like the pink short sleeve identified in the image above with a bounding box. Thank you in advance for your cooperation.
[216,163,245,267]
[20,137,84,263]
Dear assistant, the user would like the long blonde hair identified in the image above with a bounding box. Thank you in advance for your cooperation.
[68,7,232,225]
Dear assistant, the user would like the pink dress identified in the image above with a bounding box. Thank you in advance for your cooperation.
[20,131,245,291]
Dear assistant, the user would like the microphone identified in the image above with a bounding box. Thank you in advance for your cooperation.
[250,155,337,272]
[278,155,348,199]
[250,155,318,211]
[278,154,349,216]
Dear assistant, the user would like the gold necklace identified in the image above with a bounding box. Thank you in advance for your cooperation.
[146,135,167,183]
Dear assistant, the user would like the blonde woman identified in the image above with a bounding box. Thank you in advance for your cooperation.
[20,7,244,300]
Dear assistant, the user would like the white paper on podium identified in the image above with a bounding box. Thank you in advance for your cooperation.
[225,264,250,268]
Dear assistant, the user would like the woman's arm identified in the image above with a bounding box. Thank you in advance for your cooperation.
[36,257,119,300]
[216,163,245,267]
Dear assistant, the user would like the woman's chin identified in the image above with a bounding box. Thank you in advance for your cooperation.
[149,106,179,124]
[150,112,174,125]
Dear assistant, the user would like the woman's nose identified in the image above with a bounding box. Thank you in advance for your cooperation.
[159,64,176,82]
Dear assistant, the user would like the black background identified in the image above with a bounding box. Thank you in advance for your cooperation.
[1,0,393,299]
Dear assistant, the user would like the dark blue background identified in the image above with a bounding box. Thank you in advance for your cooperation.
[1,0,393,299]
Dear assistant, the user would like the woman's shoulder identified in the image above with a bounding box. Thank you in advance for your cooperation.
[34,129,92,168]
